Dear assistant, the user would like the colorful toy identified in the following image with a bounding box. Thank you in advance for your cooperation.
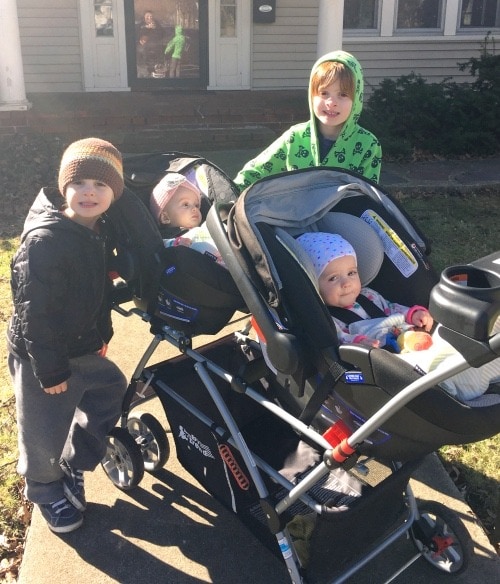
[397,330,433,352]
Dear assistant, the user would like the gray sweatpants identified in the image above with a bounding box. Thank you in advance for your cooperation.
[9,352,127,504]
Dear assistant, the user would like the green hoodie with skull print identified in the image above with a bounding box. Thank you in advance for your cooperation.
[233,51,382,192]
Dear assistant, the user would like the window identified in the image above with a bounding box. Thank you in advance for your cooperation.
[460,0,500,27]
[132,0,200,80]
[94,0,114,37]
[344,0,379,30]
[396,0,443,29]
[221,0,237,38]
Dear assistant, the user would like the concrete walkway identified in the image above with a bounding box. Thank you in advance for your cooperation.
[18,150,500,584]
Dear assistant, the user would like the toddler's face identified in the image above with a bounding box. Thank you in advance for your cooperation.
[318,254,361,308]
[160,186,201,229]
[64,178,114,228]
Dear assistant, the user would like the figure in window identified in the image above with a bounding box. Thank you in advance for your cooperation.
[136,10,166,76]
[164,25,187,78]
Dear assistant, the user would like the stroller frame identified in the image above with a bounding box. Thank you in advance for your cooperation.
[102,158,499,583]
[105,302,483,583]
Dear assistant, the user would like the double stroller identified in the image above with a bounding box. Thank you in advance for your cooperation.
[102,152,500,583]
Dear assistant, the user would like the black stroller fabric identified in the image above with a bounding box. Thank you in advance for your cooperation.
[105,152,244,335]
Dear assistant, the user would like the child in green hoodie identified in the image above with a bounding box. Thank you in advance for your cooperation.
[164,25,186,78]
[233,51,382,192]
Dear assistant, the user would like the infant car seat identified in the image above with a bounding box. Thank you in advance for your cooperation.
[105,152,244,336]
[207,166,500,462]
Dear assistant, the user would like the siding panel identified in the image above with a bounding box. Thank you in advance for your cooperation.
[18,0,83,93]
[252,0,320,89]
[344,39,485,93]
[252,3,491,92]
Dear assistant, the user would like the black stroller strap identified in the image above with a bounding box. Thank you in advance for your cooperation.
[328,294,386,325]
[299,360,346,426]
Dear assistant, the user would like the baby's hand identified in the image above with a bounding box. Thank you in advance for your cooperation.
[96,343,108,357]
[173,237,192,247]
[353,335,380,348]
[411,309,434,331]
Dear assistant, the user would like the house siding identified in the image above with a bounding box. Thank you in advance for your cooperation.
[345,38,484,94]
[250,3,485,93]
[14,1,491,94]
[251,0,319,89]
[17,1,83,93]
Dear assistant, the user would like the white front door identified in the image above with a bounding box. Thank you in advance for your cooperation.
[208,0,250,89]
[80,0,128,91]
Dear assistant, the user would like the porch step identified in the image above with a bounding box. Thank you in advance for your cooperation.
[110,125,277,153]
[0,89,309,152]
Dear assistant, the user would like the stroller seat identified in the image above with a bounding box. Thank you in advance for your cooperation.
[207,167,500,462]
[105,152,245,336]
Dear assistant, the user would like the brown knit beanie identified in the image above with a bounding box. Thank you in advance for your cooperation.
[58,137,124,200]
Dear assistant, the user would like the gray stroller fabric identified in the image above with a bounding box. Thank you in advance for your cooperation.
[229,169,413,307]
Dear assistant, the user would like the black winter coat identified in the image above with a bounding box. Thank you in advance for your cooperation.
[7,188,114,388]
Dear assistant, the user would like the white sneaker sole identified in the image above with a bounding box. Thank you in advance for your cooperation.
[46,515,83,534]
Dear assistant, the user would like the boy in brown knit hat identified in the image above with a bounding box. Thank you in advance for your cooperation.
[7,137,128,533]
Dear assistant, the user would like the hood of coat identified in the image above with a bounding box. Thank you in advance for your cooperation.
[307,50,365,152]
[21,187,84,242]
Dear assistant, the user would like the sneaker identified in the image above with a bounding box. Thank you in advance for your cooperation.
[38,498,83,533]
[60,459,86,511]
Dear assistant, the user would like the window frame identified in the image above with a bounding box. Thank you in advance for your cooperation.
[458,0,500,31]
[393,0,445,35]
[343,0,382,36]
[124,0,208,89]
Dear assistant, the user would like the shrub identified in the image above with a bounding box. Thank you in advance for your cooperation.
[364,34,500,160]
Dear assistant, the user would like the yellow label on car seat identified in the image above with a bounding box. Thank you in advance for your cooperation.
[361,210,418,278]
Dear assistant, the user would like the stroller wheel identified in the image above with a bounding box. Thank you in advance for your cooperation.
[101,427,144,490]
[126,412,170,472]
[411,500,472,574]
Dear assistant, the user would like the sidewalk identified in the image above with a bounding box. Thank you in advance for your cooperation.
[193,148,500,194]
[17,149,500,584]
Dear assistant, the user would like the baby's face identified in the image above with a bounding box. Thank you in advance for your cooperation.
[318,254,361,308]
[161,186,201,229]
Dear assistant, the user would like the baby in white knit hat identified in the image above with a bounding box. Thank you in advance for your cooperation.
[296,232,500,405]
[150,172,224,266]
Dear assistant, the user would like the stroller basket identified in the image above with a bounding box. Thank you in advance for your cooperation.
[120,328,424,582]
[155,348,421,581]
